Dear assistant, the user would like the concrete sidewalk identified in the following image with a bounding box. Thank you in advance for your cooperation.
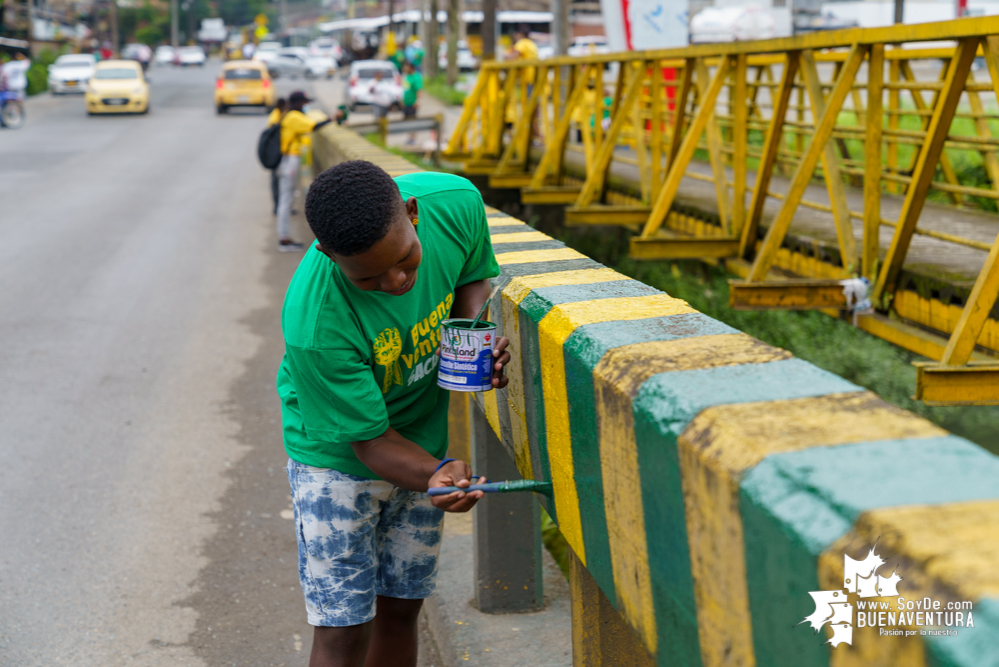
[421,512,572,667]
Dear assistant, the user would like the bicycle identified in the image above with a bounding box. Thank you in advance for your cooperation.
[0,89,25,129]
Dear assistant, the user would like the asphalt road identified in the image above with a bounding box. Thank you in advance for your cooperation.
[0,61,351,666]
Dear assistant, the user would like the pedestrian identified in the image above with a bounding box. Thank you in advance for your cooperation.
[404,38,424,72]
[401,61,422,145]
[278,159,510,667]
[368,69,395,120]
[267,97,288,216]
[0,52,31,97]
[242,41,255,60]
[275,91,332,251]
[509,27,538,93]
[100,40,113,61]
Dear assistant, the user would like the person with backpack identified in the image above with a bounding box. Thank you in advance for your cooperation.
[273,91,332,251]
[265,98,288,216]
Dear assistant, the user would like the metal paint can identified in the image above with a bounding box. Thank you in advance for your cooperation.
[437,318,496,392]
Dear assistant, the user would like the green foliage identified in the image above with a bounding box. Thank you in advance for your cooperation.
[135,25,165,46]
[218,0,271,28]
[26,48,62,96]
[425,74,466,106]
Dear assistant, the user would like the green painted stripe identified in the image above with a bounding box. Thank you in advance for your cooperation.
[561,315,740,612]
[740,436,999,667]
[628,361,860,667]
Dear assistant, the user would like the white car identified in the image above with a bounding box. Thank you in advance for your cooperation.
[154,45,175,65]
[177,46,206,66]
[347,60,403,111]
[437,41,478,72]
[306,55,336,79]
[252,41,282,66]
[309,38,343,63]
[567,35,610,57]
[48,53,96,94]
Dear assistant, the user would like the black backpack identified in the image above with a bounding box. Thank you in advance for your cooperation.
[257,117,284,169]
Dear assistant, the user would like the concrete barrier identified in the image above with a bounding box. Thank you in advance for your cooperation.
[312,123,999,667]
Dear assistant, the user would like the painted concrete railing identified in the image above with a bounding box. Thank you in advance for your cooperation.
[312,124,999,667]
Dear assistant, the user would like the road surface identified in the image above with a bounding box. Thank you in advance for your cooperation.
[0,62,444,666]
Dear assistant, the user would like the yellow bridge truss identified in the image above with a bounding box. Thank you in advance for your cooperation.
[445,17,999,405]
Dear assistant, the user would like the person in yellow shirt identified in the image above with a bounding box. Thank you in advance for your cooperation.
[275,91,333,251]
[510,28,538,87]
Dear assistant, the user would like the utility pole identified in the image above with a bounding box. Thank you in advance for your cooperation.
[170,0,179,48]
[894,0,903,23]
[481,0,495,60]
[446,0,458,84]
[280,0,287,38]
[109,0,119,55]
[552,0,569,56]
[388,0,395,52]
[425,0,439,77]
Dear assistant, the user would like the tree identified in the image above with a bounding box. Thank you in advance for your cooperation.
[446,0,457,85]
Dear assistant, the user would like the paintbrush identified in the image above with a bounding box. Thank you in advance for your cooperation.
[469,284,501,330]
[428,479,553,497]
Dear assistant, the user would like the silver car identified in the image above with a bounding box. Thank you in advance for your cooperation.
[268,47,310,79]
[48,54,96,94]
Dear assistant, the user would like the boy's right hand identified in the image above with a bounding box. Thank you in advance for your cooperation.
[429,460,486,513]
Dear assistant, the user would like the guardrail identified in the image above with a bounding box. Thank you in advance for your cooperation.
[312,121,999,667]
[444,18,999,405]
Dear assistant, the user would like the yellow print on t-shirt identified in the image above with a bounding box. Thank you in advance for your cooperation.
[373,327,404,393]
[400,292,453,386]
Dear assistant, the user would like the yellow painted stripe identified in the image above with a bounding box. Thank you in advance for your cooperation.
[594,334,791,396]
[482,388,502,440]
[503,267,630,305]
[495,247,588,265]
[589,333,787,657]
[490,231,553,244]
[677,392,946,667]
[820,499,999,666]
[538,294,696,570]
[499,268,627,482]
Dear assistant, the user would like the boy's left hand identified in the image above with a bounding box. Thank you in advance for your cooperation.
[492,336,511,389]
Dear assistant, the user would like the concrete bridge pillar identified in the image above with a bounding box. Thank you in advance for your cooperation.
[470,398,545,613]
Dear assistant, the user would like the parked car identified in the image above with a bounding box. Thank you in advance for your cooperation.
[154,45,175,66]
[346,60,402,111]
[309,37,343,63]
[48,53,96,94]
[437,40,477,72]
[567,35,610,57]
[176,46,206,66]
[268,47,310,78]
[252,41,282,66]
[85,59,150,114]
[214,60,274,114]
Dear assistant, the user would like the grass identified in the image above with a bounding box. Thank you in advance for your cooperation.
[424,74,467,106]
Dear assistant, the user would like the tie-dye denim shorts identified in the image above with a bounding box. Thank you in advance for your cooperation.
[286,459,445,627]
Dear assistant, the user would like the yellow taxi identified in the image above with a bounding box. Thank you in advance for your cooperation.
[215,60,275,114]
[85,60,150,115]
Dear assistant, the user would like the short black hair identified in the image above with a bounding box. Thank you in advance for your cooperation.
[305,160,404,256]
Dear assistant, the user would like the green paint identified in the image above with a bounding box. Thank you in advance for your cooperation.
[429,479,553,496]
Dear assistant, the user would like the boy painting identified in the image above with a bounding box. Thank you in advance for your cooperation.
[277,160,511,666]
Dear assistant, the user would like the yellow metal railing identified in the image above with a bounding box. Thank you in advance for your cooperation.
[444,18,999,404]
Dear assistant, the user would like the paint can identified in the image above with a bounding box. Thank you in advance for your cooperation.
[437,318,496,392]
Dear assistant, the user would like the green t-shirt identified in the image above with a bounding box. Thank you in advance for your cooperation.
[402,72,423,107]
[276,172,500,479]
